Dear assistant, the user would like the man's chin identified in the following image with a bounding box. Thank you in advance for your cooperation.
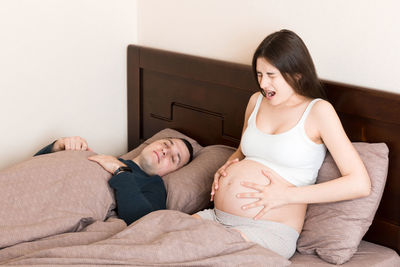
[137,159,156,175]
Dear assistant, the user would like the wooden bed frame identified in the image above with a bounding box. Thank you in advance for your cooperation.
[127,45,400,254]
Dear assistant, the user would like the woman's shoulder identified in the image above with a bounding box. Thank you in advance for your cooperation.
[309,99,340,127]
[246,91,262,107]
[311,99,335,114]
[244,92,262,117]
[251,91,262,99]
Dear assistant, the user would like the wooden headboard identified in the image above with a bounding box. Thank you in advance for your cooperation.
[127,45,400,253]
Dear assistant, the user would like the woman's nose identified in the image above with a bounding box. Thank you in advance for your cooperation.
[260,76,270,88]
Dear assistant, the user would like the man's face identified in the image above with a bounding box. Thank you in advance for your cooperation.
[137,138,190,176]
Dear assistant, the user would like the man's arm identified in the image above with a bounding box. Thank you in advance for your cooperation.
[34,136,90,156]
[34,141,57,156]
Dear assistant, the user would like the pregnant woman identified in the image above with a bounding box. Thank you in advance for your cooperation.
[193,29,371,259]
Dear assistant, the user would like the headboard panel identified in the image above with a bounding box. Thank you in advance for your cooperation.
[127,45,258,148]
[127,45,400,253]
[141,69,252,147]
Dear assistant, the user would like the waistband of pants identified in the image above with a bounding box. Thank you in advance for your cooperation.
[214,208,299,237]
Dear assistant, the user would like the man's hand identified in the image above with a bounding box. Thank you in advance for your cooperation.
[210,158,239,201]
[88,155,126,174]
[52,136,91,152]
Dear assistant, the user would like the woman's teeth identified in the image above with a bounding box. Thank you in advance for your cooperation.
[267,91,276,97]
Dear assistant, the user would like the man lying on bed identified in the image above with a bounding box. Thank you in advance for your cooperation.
[35,136,193,225]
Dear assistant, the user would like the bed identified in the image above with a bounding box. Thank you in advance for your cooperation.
[126,45,400,266]
[0,45,399,266]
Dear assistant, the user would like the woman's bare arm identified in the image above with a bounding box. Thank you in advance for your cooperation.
[238,100,371,219]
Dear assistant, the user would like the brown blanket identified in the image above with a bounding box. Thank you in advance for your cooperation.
[2,152,397,266]
[2,211,290,266]
[0,151,289,266]
[0,151,115,249]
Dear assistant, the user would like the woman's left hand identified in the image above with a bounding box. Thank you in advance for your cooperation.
[236,168,291,220]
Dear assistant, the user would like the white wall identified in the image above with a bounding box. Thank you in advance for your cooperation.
[138,0,400,94]
[0,0,138,170]
[1,0,399,170]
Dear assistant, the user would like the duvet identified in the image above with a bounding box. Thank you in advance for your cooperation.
[0,151,289,266]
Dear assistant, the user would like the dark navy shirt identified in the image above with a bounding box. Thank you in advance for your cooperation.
[35,142,167,225]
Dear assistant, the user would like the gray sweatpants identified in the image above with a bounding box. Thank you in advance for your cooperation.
[195,208,299,259]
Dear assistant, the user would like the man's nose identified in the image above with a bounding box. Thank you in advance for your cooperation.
[161,147,169,157]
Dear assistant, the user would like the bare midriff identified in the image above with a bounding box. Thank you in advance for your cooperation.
[213,159,306,233]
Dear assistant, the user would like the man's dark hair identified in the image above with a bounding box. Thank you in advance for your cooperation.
[179,138,194,164]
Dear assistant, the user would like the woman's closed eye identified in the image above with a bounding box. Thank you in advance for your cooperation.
[257,72,276,79]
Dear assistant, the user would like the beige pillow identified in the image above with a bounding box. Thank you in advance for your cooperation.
[120,128,235,214]
[0,150,114,249]
[297,142,389,264]
[164,145,235,214]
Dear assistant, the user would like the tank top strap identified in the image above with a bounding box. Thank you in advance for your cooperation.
[297,98,322,126]
[248,93,264,125]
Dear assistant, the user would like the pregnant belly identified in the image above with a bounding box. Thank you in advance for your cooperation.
[213,159,306,232]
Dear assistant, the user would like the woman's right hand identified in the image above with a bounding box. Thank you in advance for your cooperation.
[210,158,239,201]
[53,136,92,152]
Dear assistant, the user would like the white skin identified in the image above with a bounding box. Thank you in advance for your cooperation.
[129,138,191,176]
[210,57,371,220]
[53,136,190,176]
[52,136,92,152]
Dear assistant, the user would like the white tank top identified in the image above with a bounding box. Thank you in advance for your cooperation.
[241,94,327,187]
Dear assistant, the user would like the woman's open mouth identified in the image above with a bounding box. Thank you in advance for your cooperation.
[265,90,276,98]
